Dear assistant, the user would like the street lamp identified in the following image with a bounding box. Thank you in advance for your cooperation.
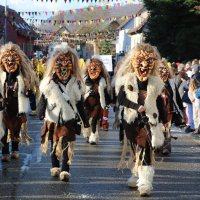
[4,0,8,44]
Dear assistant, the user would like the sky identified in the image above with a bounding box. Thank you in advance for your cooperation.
[0,0,142,25]
[0,0,141,13]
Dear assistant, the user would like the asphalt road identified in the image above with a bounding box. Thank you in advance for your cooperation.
[0,109,200,200]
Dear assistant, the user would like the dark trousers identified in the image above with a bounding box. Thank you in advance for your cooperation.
[2,141,19,155]
[29,91,37,111]
[51,136,69,172]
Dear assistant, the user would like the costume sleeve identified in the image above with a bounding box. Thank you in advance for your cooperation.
[37,93,47,120]
[76,97,90,128]
[117,86,140,110]
[156,95,168,124]
[104,88,112,105]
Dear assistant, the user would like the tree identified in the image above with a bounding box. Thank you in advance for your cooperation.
[143,0,200,61]
[99,38,112,55]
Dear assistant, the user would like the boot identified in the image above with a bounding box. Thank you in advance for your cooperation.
[127,174,138,188]
[1,154,10,162]
[89,131,99,145]
[137,166,154,197]
[60,171,70,182]
[11,151,19,159]
[50,167,60,177]
[162,138,171,155]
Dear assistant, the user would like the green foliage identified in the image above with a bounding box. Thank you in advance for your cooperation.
[143,0,200,61]
[99,38,112,55]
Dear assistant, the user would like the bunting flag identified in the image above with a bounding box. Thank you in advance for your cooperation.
[23,14,134,26]
[31,0,142,3]
[34,29,119,47]
[17,1,141,17]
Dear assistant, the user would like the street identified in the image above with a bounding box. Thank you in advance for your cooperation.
[0,109,200,200]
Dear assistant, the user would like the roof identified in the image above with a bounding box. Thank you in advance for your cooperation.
[0,5,37,39]
[42,4,143,34]
[117,18,133,30]
[127,16,148,35]
[55,26,70,34]
[76,20,119,34]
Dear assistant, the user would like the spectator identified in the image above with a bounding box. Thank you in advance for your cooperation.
[190,65,200,134]
[182,72,195,133]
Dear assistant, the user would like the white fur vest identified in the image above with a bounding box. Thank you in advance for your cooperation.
[0,71,29,113]
[115,73,165,147]
[40,76,82,123]
[84,76,107,109]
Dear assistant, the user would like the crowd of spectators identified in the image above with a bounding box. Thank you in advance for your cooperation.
[170,59,200,134]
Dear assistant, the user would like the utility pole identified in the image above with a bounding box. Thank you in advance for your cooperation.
[4,0,8,44]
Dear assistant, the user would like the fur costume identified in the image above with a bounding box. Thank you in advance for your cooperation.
[82,57,111,144]
[116,73,165,148]
[157,59,185,155]
[38,43,89,181]
[115,43,166,196]
[0,42,38,161]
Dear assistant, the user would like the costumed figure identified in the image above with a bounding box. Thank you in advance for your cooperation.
[0,42,38,162]
[36,56,46,82]
[115,43,168,196]
[38,44,89,182]
[158,58,185,155]
[82,57,111,145]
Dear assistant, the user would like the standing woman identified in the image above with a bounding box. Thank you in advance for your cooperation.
[115,43,167,196]
[38,44,89,182]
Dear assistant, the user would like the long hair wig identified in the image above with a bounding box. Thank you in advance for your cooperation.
[84,56,112,96]
[45,43,82,81]
[0,42,38,90]
[115,43,161,81]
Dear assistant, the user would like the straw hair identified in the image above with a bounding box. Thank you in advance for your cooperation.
[44,43,82,81]
[115,43,161,80]
[0,42,38,90]
[84,56,112,95]
[160,58,174,79]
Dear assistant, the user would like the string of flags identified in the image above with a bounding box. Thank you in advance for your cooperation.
[34,30,119,46]
[17,2,136,17]
[31,0,142,3]
[24,15,134,26]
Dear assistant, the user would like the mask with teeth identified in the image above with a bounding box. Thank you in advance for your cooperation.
[132,50,156,81]
[54,53,73,81]
[1,50,21,73]
[159,64,170,82]
[88,59,102,80]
